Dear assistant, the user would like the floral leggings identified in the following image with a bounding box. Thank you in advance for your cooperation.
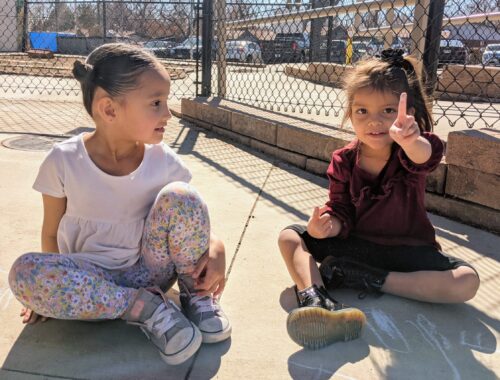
[8,182,210,320]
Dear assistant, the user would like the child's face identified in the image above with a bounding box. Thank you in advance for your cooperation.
[117,66,172,144]
[350,87,400,153]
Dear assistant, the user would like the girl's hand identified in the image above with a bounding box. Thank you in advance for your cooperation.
[20,307,48,324]
[191,239,226,298]
[307,206,339,239]
[389,92,420,147]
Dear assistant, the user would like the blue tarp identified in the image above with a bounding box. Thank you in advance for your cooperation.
[29,32,76,52]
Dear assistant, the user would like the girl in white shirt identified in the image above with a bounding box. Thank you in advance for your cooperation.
[9,43,231,366]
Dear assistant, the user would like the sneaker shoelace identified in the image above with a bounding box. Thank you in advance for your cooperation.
[189,295,221,314]
[142,302,180,338]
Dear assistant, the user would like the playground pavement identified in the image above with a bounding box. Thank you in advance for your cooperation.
[0,98,498,380]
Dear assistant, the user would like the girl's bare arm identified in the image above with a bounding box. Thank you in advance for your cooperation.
[41,194,67,253]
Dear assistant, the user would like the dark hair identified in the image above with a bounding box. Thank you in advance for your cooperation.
[342,49,433,132]
[72,43,161,116]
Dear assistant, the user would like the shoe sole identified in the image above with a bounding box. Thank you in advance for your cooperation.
[159,324,203,365]
[286,306,366,350]
[201,324,232,344]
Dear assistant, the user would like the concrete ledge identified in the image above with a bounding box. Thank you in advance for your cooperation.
[306,158,330,176]
[446,165,500,210]
[179,97,499,233]
[425,192,500,233]
[446,129,499,175]
[231,112,277,144]
[436,65,500,99]
[276,124,347,162]
[426,161,447,195]
[250,140,306,168]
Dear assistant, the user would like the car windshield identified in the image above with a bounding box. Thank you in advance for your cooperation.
[145,41,169,48]
[227,41,246,47]
[353,42,366,49]
[486,44,500,52]
[179,37,199,48]
[440,39,464,48]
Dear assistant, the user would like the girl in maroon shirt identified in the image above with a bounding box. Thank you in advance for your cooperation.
[278,49,480,350]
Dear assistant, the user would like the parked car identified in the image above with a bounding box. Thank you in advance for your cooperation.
[170,36,218,60]
[170,37,202,60]
[482,43,500,66]
[144,39,176,58]
[318,39,367,63]
[226,40,262,63]
[439,39,468,65]
[319,39,346,63]
[271,32,310,63]
[391,37,410,53]
[352,41,368,62]
[366,39,384,56]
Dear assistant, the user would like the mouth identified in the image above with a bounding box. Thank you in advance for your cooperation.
[367,131,388,137]
[155,127,165,133]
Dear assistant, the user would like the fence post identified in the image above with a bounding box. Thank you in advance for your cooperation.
[215,0,226,97]
[422,0,445,97]
[102,0,107,42]
[410,0,430,61]
[201,0,213,97]
[21,0,28,52]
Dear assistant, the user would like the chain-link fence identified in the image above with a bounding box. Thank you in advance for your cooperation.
[209,0,500,129]
[0,0,499,129]
[0,0,204,98]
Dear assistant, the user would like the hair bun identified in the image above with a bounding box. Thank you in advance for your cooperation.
[72,60,93,82]
[379,49,405,65]
[379,48,415,76]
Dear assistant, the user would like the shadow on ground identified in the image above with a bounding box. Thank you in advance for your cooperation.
[1,317,230,380]
[279,287,498,379]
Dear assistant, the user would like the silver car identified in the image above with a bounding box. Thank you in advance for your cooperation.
[226,40,262,63]
[482,44,500,66]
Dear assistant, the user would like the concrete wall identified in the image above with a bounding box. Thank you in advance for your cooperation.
[180,97,500,233]
[0,0,19,52]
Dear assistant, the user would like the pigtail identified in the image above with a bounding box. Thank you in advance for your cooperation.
[402,56,434,133]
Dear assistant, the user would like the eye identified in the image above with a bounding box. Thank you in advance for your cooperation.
[354,108,367,115]
[152,100,161,107]
[383,107,397,114]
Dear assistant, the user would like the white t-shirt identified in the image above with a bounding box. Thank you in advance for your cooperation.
[33,133,192,269]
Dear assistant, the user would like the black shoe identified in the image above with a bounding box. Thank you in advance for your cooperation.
[319,256,389,298]
[286,285,366,350]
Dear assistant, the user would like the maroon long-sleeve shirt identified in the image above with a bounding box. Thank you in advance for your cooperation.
[324,132,444,248]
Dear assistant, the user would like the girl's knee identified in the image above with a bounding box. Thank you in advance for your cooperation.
[156,182,206,209]
[278,229,302,254]
[453,267,480,302]
[9,253,37,281]
[8,253,39,296]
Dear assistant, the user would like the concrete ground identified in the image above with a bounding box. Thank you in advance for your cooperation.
[0,100,499,380]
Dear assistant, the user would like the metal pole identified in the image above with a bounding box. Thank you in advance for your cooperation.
[102,0,107,41]
[325,0,334,61]
[22,0,28,52]
[215,0,226,97]
[201,0,213,96]
[422,0,445,97]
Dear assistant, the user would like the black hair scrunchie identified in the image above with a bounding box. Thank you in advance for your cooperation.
[378,48,415,76]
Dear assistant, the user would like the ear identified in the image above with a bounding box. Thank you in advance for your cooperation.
[408,106,416,116]
[94,93,119,123]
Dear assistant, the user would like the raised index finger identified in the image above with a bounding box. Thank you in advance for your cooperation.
[397,92,408,123]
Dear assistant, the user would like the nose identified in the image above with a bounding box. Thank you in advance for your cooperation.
[163,104,172,121]
[367,115,383,127]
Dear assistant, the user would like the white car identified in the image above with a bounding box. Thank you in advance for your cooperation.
[482,44,500,66]
[226,40,262,63]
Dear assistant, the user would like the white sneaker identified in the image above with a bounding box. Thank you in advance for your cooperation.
[124,288,202,365]
[178,276,232,344]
